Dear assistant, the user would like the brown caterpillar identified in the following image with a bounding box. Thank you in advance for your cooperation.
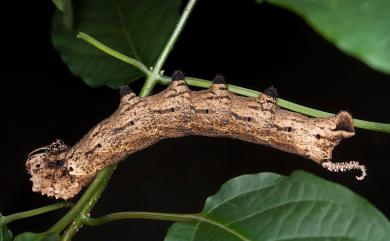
[26,71,366,200]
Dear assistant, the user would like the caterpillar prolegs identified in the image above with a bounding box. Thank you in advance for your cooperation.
[26,71,366,200]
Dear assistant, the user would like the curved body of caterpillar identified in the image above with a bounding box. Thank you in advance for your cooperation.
[26,71,365,200]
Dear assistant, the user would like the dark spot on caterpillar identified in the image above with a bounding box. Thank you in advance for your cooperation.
[176,82,187,87]
[112,127,123,134]
[205,96,231,101]
[275,126,292,132]
[248,105,259,110]
[193,108,209,114]
[264,86,278,98]
[120,86,132,97]
[166,91,190,99]
[172,70,184,81]
[316,134,321,139]
[213,75,225,84]
[231,112,248,122]
[25,71,362,200]
[56,160,64,167]
[153,109,175,114]
[112,119,137,134]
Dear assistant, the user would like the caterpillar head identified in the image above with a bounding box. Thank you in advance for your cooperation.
[25,140,83,199]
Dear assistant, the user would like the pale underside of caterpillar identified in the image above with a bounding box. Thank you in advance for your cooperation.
[26,71,366,200]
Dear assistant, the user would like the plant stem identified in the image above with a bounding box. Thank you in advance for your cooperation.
[139,75,159,97]
[49,166,116,237]
[81,211,199,226]
[79,211,248,241]
[59,4,200,238]
[153,0,198,74]
[77,32,151,76]
[0,202,73,225]
[59,82,154,240]
[77,34,389,133]
[178,76,390,133]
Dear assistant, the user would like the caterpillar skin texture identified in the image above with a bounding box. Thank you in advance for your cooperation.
[26,72,361,200]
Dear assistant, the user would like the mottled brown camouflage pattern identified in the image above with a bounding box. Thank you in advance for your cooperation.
[26,73,358,200]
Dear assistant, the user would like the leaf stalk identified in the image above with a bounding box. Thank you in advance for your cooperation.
[49,166,116,239]
[153,0,198,73]
[59,2,200,239]
[0,202,73,226]
[78,33,389,133]
[80,211,199,226]
[77,32,150,76]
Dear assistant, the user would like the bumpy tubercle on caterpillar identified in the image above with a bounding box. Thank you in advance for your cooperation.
[26,71,366,200]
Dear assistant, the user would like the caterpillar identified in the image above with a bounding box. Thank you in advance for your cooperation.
[26,71,366,200]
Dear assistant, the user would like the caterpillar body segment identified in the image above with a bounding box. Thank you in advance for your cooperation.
[26,72,362,200]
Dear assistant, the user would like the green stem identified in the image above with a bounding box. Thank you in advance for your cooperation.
[49,166,116,237]
[79,211,249,241]
[153,0,198,73]
[81,212,199,226]
[179,77,390,133]
[139,75,159,97]
[77,32,151,76]
[62,3,199,234]
[59,82,155,240]
[0,202,73,225]
[55,2,199,240]
[77,34,389,133]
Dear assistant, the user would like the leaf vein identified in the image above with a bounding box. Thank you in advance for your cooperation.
[111,0,141,60]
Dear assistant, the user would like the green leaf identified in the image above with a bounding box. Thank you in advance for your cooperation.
[13,232,60,241]
[52,0,74,31]
[259,0,390,75]
[52,0,67,11]
[0,213,13,241]
[0,226,12,241]
[0,219,12,241]
[51,0,181,88]
[165,171,390,241]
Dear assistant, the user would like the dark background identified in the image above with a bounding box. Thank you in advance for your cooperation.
[1,0,389,240]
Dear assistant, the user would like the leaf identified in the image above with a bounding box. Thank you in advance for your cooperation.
[0,214,13,241]
[0,226,12,241]
[51,0,74,31]
[13,232,60,241]
[51,0,181,88]
[258,0,390,75]
[165,171,390,241]
[0,225,12,241]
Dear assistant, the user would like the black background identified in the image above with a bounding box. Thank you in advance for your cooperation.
[1,1,390,240]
